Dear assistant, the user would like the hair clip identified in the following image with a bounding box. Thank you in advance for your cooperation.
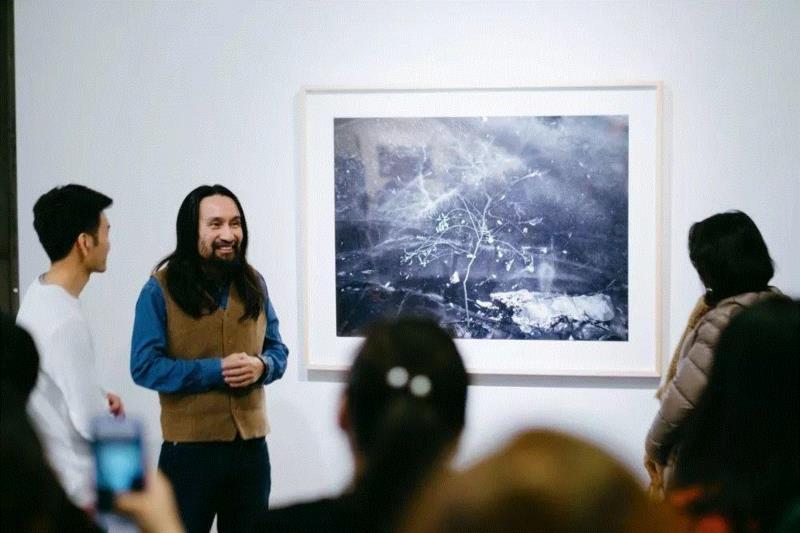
[409,375,432,398]
[386,366,409,388]
[385,366,432,398]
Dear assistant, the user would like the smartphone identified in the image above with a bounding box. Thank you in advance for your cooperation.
[91,416,146,513]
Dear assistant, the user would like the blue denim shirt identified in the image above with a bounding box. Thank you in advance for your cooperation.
[130,275,288,393]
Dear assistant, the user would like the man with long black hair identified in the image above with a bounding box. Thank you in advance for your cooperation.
[131,184,288,533]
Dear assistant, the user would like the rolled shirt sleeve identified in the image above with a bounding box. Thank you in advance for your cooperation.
[259,297,289,385]
[130,277,225,393]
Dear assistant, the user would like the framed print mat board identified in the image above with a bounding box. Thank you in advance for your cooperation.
[301,84,662,376]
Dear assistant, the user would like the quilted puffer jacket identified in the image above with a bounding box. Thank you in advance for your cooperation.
[645,288,781,481]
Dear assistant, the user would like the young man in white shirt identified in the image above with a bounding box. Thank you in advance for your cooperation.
[16,184,125,510]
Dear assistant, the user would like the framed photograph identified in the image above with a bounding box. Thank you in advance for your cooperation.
[301,84,662,376]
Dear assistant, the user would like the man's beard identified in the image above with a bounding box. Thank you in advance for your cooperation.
[202,242,243,284]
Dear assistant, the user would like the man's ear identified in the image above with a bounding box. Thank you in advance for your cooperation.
[337,393,350,433]
[75,233,92,258]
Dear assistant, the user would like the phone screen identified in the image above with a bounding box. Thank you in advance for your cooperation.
[92,419,145,512]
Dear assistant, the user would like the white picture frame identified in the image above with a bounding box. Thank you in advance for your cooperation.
[300,83,663,376]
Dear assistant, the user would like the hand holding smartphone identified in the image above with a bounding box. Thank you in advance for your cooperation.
[91,416,145,513]
[91,417,184,532]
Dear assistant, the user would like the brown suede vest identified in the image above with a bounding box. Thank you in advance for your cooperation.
[155,269,269,442]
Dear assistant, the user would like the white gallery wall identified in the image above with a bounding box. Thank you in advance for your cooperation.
[14,0,800,506]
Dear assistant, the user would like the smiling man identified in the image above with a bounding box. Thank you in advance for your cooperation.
[130,184,288,533]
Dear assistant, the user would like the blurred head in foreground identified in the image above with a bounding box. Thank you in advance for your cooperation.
[0,315,100,532]
[404,429,672,533]
[341,316,469,530]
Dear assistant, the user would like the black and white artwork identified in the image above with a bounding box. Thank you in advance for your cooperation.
[334,115,629,341]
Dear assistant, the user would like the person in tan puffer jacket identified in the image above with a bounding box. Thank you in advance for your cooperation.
[644,210,780,497]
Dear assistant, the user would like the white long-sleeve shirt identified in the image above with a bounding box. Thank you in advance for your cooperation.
[16,276,108,507]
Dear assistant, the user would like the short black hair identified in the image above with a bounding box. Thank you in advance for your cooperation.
[33,184,112,262]
[688,210,774,304]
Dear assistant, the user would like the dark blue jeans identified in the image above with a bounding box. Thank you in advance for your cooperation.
[159,437,270,533]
